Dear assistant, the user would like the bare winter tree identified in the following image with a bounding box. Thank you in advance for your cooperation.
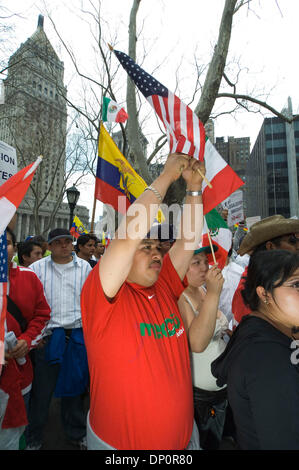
[41,0,289,211]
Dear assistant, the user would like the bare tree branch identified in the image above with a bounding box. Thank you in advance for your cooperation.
[217,92,293,122]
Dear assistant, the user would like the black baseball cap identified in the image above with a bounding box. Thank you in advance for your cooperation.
[48,228,73,244]
[146,223,176,243]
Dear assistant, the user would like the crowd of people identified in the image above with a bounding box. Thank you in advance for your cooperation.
[1,153,299,451]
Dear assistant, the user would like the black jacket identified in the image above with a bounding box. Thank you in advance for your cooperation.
[211,315,299,450]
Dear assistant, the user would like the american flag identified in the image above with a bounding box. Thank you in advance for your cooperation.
[113,49,206,161]
[0,231,8,371]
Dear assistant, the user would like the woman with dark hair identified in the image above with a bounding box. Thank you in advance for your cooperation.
[212,250,299,450]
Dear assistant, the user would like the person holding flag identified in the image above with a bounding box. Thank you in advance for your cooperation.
[81,152,207,450]
[178,245,230,450]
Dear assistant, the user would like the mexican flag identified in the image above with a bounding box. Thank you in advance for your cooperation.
[202,209,232,269]
[102,97,128,123]
[202,138,244,215]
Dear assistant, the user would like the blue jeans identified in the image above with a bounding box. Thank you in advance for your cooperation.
[25,336,87,447]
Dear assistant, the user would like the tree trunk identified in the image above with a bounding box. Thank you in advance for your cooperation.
[126,0,152,184]
[195,0,237,124]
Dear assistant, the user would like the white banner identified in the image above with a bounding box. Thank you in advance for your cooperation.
[0,140,18,187]
[222,190,244,227]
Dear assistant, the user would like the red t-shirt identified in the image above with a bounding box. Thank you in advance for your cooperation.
[81,254,193,450]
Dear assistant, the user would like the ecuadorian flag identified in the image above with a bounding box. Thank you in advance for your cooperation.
[95,124,164,222]
[70,216,88,239]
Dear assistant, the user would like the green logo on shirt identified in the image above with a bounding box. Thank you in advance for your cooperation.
[140,314,184,339]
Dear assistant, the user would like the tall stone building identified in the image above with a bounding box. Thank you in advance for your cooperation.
[204,119,215,144]
[0,15,89,240]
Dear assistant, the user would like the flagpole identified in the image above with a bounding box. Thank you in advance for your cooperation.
[90,195,97,234]
[206,229,217,265]
[90,122,102,234]
[196,169,212,189]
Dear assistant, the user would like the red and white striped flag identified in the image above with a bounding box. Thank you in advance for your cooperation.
[113,49,244,213]
[113,49,205,160]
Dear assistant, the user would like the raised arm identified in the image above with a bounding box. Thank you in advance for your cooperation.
[99,153,192,299]
[179,266,224,353]
[169,159,205,280]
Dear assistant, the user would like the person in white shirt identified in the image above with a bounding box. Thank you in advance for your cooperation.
[178,247,230,450]
[25,228,92,450]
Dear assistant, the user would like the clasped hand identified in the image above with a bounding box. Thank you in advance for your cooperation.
[163,152,206,188]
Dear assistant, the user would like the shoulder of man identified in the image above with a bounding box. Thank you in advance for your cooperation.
[73,253,92,270]
[29,255,50,273]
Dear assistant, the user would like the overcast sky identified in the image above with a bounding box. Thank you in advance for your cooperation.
[2,0,299,221]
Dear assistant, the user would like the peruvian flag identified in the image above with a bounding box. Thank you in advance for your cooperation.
[0,156,42,237]
[203,209,232,270]
[102,97,128,123]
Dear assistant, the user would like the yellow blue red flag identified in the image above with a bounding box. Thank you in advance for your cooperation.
[95,124,164,222]
[70,215,88,239]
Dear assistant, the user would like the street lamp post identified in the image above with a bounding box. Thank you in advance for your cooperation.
[66,184,80,230]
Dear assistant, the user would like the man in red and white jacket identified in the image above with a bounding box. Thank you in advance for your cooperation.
[0,227,51,450]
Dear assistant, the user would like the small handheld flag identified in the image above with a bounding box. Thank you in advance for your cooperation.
[203,209,232,269]
[70,216,88,239]
[102,97,128,123]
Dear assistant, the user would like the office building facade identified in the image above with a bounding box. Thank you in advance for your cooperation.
[246,113,299,219]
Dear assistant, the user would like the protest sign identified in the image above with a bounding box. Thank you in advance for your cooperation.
[0,141,18,187]
[222,190,244,227]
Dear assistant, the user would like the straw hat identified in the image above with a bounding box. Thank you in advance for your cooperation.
[238,215,299,256]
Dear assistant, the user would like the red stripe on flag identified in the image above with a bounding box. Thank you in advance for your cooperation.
[186,106,194,146]
[198,121,206,161]
[95,178,131,214]
[151,95,164,123]
[163,96,170,124]
[173,95,181,139]
[176,135,186,154]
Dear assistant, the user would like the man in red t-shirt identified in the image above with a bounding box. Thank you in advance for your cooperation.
[81,153,209,450]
